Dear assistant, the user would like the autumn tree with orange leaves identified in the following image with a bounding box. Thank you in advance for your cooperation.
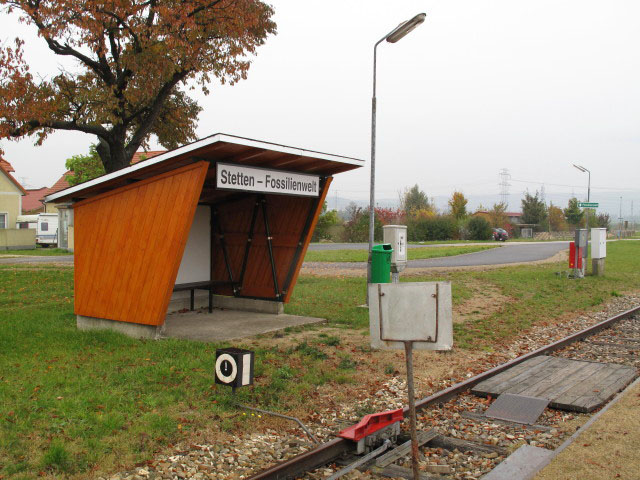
[0,0,276,172]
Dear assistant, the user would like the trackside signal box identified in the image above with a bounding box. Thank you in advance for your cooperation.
[591,228,607,259]
[383,225,407,273]
[569,243,583,269]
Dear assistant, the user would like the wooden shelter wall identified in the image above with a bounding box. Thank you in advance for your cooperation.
[74,162,208,326]
[211,178,331,301]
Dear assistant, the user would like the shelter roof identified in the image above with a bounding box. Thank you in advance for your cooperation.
[45,134,364,204]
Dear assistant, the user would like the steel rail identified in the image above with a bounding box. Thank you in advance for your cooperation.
[248,304,640,480]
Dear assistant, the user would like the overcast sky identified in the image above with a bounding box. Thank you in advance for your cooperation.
[1,0,639,214]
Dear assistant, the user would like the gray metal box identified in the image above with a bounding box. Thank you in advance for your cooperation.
[368,282,453,351]
[575,229,588,248]
[591,228,607,259]
[383,225,408,273]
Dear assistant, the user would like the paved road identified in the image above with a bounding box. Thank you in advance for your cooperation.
[0,255,73,264]
[0,242,570,268]
[308,241,570,251]
[305,242,569,269]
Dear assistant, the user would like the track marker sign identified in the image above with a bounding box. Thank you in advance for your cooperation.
[215,348,254,390]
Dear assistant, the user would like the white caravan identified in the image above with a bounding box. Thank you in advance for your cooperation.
[36,213,58,247]
[16,214,38,230]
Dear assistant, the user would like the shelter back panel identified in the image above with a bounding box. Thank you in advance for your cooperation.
[73,162,208,326]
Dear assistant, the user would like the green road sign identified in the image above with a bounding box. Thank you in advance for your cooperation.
[579,202,599,208]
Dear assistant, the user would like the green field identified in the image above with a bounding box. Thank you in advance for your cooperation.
[303,244,498,262]
[1,241,639,477]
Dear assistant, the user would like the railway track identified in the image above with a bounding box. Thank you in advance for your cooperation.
[248,305,640,480]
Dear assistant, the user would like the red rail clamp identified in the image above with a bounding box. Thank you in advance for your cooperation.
[338,408,403,442]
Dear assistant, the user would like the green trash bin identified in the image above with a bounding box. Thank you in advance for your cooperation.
[371,243,393,283]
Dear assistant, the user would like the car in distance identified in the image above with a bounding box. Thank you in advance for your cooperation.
[493,228,509,241]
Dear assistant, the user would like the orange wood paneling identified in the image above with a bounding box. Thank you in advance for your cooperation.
[74,162,208,326]
[282,177,332,302]
[210,178,332,302]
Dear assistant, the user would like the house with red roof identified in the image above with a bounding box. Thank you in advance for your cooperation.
[0,159,36,249]
[0,160,26,229]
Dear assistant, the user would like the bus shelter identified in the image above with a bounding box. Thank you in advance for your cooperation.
[45,134,363,339]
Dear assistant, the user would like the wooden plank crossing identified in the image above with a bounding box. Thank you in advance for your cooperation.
[472,356,637,413]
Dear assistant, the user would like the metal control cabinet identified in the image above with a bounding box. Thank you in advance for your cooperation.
[383,225,407,273]
[591,228,607,259]
[368,281,453,351]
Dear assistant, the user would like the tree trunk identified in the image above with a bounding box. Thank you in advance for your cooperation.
[96,137,133,173]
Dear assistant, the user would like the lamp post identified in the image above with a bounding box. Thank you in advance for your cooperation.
[573,164,591,275]
[573,164,591,227]
[368,13,426,290]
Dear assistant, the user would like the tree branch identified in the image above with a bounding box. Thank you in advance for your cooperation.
[11,119,109,138]
[26,11,114,85]
[126,69,190,153]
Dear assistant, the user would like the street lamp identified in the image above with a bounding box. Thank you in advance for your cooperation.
[368,13,426,288]
[573,164,591,276]
[573,164,591,229]
[368,15,426,480]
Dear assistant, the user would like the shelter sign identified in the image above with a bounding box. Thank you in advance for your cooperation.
[216,163,320,197]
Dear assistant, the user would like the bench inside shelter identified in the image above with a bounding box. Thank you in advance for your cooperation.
[172,280,240,313]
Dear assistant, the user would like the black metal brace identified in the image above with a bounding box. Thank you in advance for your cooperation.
[260,195,281,300]
[212,208,236,293]
[238,197,260,294]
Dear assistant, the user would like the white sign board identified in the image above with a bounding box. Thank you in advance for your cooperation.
[369,282,453,351]
[216,163,320,197]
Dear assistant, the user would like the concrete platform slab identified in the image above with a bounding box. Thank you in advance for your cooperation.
[162,308,326,342]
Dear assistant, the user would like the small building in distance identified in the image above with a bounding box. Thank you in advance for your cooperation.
[0,159,35,249]
[0,159,26,228]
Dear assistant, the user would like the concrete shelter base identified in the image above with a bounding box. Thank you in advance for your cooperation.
[77,315,164,339]
[163,308,325,342]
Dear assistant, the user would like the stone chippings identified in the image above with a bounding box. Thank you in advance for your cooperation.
[102,294,640,480]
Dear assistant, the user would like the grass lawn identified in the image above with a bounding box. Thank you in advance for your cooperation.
[0,248,71,256]
[1,241,639,478]
[303,244,499,262]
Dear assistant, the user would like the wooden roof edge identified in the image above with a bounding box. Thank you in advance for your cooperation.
[45,133,364,204]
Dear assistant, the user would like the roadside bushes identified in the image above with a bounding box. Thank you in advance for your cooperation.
[407,216,457,241]
[467,216,492,240]
[342,205,383,242]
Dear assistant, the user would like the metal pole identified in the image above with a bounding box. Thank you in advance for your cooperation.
[619,196,623,238]
[585,169,590,276]
[404,341,420,480]
[368,40,383,304]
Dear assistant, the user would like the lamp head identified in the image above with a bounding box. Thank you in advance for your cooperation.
[386,13,426,43]
[573,164,587,173]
